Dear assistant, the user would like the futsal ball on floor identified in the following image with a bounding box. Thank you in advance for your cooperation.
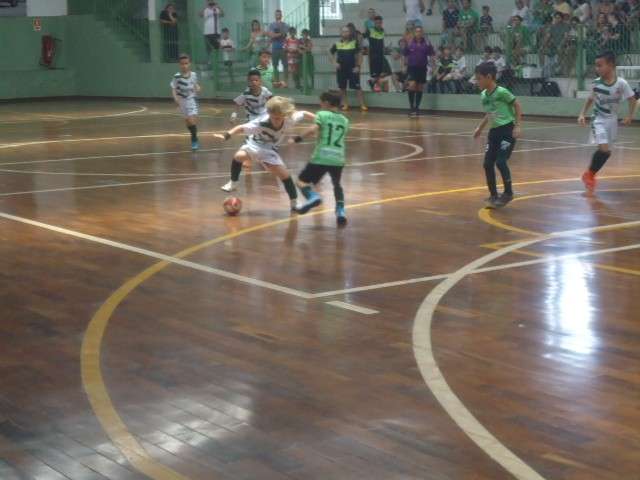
[223,196,242,216]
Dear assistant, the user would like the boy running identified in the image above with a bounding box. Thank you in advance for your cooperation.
[578,51,637,193]
[473,62,523,208]
[170,54,201,151]
[214,96,315,212]
[293,91,350,226]
[231,69,273,123]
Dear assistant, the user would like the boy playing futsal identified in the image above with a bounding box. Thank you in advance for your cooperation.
[170,54,201,151]
[214,96,315,212]
[231,69,273,123]
[473,62,523,208]
[578,51,637,193]
[292,91,350,226]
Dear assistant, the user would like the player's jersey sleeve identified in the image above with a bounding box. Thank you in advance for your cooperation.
[291,111,305,123]
[621,79,635,100]
[170,77,177,89]
[315,110,328,127]
[263,87,273,99]
[497,87,516,104]
[233,94,246,106]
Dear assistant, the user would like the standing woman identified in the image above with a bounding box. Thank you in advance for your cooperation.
[404,26,435,117]
[243,20,270,67]
[160,3,179,62]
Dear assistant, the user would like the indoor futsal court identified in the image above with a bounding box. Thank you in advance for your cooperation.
[1,99,639,480]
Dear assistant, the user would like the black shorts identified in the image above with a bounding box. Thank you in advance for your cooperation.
[486,123,516,163]
[299,163,343,186]
[337,68,361,90]
[370,56,392,78]
[407,65,427,84]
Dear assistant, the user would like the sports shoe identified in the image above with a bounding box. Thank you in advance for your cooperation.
[496,193,514,207]
[341,105,350,112]
[408,109,417,117]
[336,205,347,226]
[191,140,199,151]
[484,195,500,209]
[221,180,238,192]
[295,192,322,214]
[360,105,369,112]
[582,170,596,193]
[426,8,433,15]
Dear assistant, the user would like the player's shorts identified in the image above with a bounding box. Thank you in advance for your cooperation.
[406,65,427,84]
[337,68,361,90]
[240,142,284,166]
[299,163,343,185]
[370,57,392,79]
[178,97,198,118]
[590,117,618,146]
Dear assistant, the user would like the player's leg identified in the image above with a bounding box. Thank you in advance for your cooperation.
[583,119,613,193]
[350,73,367,111]
[337,70,349,111]
[328,166,346,225]
[221,149,250,191]
[263,162,299,210]
[494,125,516,206]
[295,164,325,214]
[185,105,199,150]
[407,74,417,115]
[483,128,501,208]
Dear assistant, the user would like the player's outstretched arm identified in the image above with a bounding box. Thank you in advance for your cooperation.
[289,124,319,144]
[213,124,246,140]
[578,97,594,126]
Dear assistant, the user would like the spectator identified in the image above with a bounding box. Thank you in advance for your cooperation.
[404,0,426,28]
[220,27,235,84]
[365,16,391,92]
[391,38,408,92]
[508,15,531,66]
[458,0,480,51]
[330,26,367,111]
[160,3,179,62]
[493,46,507,80]
[300,29,314,91]
[200,1,224,64]
[475,5,494,51]
[532,0,554,29]
[512,0,532,26]
[554,0,572,18]
[446,46,470,92]
[541,12,569,77]
[364,8,376,35]
[433,46,455,92]
[268,9,289,84]
[346,23,365,51]
[574,0,592,23]
[628,0,640,27]
[404,25,436,116]
[426,0,437,16]
[243,20,270,67]
[285,27,302,90]
[559,16,580,74]
[442,0,460,47]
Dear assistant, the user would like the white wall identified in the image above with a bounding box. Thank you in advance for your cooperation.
[26,0,67,17]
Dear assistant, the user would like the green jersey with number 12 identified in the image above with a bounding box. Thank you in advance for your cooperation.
[311,110,350,166]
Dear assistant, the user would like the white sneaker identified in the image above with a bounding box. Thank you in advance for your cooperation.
[221,180,237,192]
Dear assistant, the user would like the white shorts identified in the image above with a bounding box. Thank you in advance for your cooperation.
[178,97,198,118]
[240,142,284,166]
[590,117,618,146]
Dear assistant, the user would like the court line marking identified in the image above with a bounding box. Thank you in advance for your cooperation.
[325,301,379,315]
[412,219,640,480]
[43,106,149,120]
[0,211,313,299]
[312,242,640,298]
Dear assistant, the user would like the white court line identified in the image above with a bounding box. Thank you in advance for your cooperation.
[43,106,149,120]
[326,301,379,315]
[312,242,640,297]
[412,220,640,480]
[0,211,312,299]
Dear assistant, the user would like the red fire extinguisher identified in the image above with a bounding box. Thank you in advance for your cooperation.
[40,35,58,68]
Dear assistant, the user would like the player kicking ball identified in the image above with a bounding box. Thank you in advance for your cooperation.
[214,96,315,212]
[170,54,201,151]
[291,90,349,226]
[578,51,637,194]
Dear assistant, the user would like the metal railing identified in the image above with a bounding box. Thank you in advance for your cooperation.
[95,0,151,62]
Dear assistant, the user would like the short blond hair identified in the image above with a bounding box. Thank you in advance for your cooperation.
[266,96,296,117]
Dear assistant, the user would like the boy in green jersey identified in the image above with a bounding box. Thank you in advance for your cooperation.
[473,62,523,208]
[292,91,350,226]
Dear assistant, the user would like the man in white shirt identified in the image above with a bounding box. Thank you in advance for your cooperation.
[404,0,426,27]
[200,0,224,61]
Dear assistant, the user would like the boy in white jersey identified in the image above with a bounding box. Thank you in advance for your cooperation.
[579,51,637,193]
[171,54,201,151]
[214,96,315,211]
[231,69,273,123]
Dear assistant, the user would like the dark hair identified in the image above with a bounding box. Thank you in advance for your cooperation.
[596,50,616,65]
[493,46,502,54]
[259,49,272,56]
[178,53,190,61]
[251,19,260,30]
[320,90,342,107]
[222,27,229,33]
[513,15,523,21]
[482,5,490,9]
[248,69,261,77]
[475,61,498,79]
[301,28,310,35]
[374,15,383,21]
[289,26,297,33]
[484,46,493,53]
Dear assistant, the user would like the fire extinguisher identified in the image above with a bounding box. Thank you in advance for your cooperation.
[40,35,58,68]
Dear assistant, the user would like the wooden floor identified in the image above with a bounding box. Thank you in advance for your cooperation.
[1,99,639,480]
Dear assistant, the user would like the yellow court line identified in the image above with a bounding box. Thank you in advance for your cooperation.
[82,175,640,480]
[478,187,640,276]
